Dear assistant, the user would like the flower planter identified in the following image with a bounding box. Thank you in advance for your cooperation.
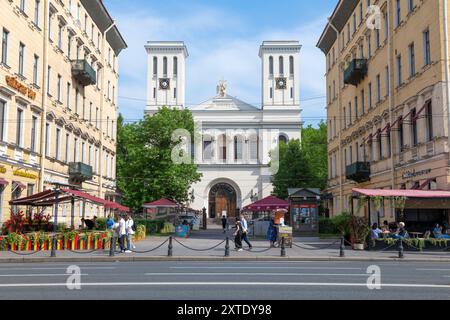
[353,243,365,250]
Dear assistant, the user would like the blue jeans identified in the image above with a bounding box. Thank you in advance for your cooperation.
[126,234,133,250]
[242,233,252,248]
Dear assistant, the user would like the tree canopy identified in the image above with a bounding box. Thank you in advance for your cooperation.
[116,107,202,212]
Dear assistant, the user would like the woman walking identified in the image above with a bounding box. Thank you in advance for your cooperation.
[267,219,278,247]
[233,218,243,252]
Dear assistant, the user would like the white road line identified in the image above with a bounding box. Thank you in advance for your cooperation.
[0,267,115,271]
[0,282,448,289]
[145,273,368,277]
[0,274,88,277]
[417,269,450,272]
[170,267,363,270]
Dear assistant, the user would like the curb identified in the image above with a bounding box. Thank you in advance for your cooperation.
[1,256,450,264]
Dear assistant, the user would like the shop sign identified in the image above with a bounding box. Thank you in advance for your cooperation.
[5,76,36,100]
[13,169,37,179]
[402,169,432,180]
[0,166,6,174]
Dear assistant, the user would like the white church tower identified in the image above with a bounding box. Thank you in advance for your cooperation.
[145,41,188,115]
[259,41,302,110]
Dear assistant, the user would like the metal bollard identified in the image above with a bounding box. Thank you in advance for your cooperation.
[168,236,173,257]
[398,238,404,259]
[50,236,57,257]
[281,237,286,257]
[225,237,230,257]
[340,233,345,257]
[109,236,115,257]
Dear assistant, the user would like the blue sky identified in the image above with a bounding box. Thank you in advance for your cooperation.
[104,0,337,126]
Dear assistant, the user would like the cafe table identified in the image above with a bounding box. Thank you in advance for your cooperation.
[409,232,423,238]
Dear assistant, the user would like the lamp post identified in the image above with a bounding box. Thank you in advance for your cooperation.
[50,184,60,258]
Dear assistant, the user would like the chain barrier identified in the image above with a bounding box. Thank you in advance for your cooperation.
[67,248,106,254]
[292,239,341,251]
[229,239,274,253]
[130,238,170,254]
[8,249,42,256]
[173,238,226,252]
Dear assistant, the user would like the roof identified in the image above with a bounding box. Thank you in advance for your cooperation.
[242,196,289,212]
[80,0,128,55]
[352,188,450,199]
[259,40,302,57]
[190,94,259,112]
[288,188,321,198]
[145,41,189,58]
[143,198,179,208]
[316,0,359,54]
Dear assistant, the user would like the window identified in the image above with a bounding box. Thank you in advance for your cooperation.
[202,136,212,161]
[398,117,404,152]
[55,128,61,160]
[354,96,358,119]
[359,43,364,59]
[48,11,53,40]
[34,0,40,26]
[359,2,363,24]
[91,23,94,40]
[289,56,294,76]
[375,28,380,49]
[16,108,23,147]
[348,102,352,125]
[174,87,177,99]
[65,133,69,163]
[153,57,157,77]
[107,81,110,100]
[279,56,284,75]
[411,109,418,146]
[408,43,415,77]
[67,35,72,58]
[89,102,92,123]
[153,87,156,99]
[395,0,401,27]
[377,130,382,160]
[384,11,388,40]
[0,100,5,142]
[343,107,346,129]
[386,125,391,158]
[396,55,402,87]
[96,107,99,128]
[368,83,372,109]
[47,66,51,95]
[73,137,78,162]
[269,56,273,76]
[353,14,356,33]
[355,143,359,162]
[30,115,37,152]
[45,123,50,156]
[58,24,63,49]
[249,134,259,161]
[1,29,9,65]
[94,148,98,173]
[369,139,374,162]
[333,117,336,137]
[81,142,85,163]
[82,96,86,119]
[66,83,71,111]
[88,145,92,166]
[376,74,381,103]
[173,57,178,77]
[112,86,115,104]
[75,89,79,113]
[361,89,365,114]
[347,24,350,44]
[33,55,39,85]
[270,88,273,99]
[408,0,414,13]
[385,66,390,97]
[18,43,25,76]
[367,34,372,58]
[163,57,167,77]
[20,0,26,12]
[426,101,433,141]
[234,136,243,161]
[423,29,431,66]
[55,75,63,104]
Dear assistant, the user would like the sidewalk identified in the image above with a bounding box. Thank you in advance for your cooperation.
[0,231,449,263]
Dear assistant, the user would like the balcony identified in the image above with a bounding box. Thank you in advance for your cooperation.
[71,60,96,86]
[344,59,368,86]
[346,162,371,183]
[69,162,93,183]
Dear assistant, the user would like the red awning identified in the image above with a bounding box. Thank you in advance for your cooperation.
[104,201,130,212]
[143,198,179,208]
[242,196,289,212]
[0,178,9,186]
[352,188,450,199]
[62,189,109,205]
[12,181,26,190]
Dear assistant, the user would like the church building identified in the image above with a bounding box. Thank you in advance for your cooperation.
[145,41,303,218]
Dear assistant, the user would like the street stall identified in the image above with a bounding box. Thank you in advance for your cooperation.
[288,188,321,237]
[142,198,180,221]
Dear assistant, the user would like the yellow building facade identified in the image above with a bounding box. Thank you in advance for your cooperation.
[318,0,450,227]
[0,0,126,225]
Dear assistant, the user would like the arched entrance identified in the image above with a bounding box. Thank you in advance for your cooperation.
[209,183,237,219]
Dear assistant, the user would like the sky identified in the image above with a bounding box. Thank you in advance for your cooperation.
[104,0,337,127]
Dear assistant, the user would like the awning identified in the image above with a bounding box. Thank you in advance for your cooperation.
[12,181,26,190]
[0,178,9,186]
[62,189,109,206]
[352,188,450,199]
[143,198,179,208]
[242,196,289,212]
[104,201,130,212]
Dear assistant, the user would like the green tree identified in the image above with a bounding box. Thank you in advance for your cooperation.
[301,122,328,190]
[116,107,202,212]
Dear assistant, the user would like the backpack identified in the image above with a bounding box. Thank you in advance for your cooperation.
[131,221,137,232]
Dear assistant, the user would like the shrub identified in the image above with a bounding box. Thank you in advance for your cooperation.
[319,212,352,235]
[3,210,26,234]
[134,219,165,235]
[95,218,107,231]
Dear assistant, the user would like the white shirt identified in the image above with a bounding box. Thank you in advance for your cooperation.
[241,218,248,232]
[126,219,135,235]
[119,218,126,236]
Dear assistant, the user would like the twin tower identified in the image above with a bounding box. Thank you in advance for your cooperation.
[144,41,302,114]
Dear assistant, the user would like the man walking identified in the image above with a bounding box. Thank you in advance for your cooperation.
[126,214,136,250]
[221,215,227,233]
[240,214,252,250]
[118,215,129,253]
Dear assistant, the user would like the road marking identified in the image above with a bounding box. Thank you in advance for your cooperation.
[0,282,449,289]
[0,267,115,271]
[417,269,450,272]
[145,273,368,277]
[0,274,88,277]
[170,266,363,270]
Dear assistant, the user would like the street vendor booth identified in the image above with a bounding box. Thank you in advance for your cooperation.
[142,198,180,221]
[351,188,450,233]
[288,188,321,237]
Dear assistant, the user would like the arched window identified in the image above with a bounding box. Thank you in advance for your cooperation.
[163,56,168,77]
[269,56,274,76]
[173,57,178,77]
[279,56,284,75]
[218,134,227,162]
[278,134,288,145]
[234,136,243,161]
[249,134,259,162]
[289,56,294,76]
[153,57,157,77]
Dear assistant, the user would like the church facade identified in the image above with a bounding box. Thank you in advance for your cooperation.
[145,41,303,218]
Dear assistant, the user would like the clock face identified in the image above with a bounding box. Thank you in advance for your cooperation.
[276,77,287,90]
[159,78,170,90]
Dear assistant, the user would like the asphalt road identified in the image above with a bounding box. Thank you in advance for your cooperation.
[0,260,449,300]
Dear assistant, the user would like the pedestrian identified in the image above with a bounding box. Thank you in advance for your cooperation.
[240,214,253,250]
[233,218,243,252]
[118,214,129,253]
[267,219,278,247]
[221,215,227,233]
[126,214,136,250]
[106,215,115,230]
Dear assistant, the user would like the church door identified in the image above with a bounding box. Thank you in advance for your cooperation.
[208,183,237,219]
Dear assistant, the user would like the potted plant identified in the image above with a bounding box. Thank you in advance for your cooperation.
[348,216,370,250]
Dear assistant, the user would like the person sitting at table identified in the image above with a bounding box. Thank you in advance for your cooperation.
[381,221,390,233]
[392,222,409,239]
[433,224,450,239]
[370,223,383,240]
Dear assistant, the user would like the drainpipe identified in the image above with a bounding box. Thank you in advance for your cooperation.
[328,18,344,214]
[443,0,450,162]
[38,0,50,192]
[98,21,116,199]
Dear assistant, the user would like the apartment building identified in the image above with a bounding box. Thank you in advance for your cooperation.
[317,0,450,228]
[0,0,126,224]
